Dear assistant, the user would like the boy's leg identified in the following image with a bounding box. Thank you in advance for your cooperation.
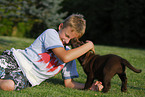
[0,79,15,91]
[0,51,31,91]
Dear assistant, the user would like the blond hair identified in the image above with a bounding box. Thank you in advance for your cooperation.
[62,14,86,38]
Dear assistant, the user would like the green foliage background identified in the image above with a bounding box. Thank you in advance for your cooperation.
[0,0,145,48]
[0,0,66,38]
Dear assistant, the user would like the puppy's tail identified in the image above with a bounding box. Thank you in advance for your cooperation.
[121,58,142,73]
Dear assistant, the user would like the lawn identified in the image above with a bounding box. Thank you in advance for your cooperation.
[0,36,144,97]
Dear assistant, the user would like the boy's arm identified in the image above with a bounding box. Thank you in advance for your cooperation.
[52,41,94,63]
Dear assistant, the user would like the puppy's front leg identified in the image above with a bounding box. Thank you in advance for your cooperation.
[84,74,94,90]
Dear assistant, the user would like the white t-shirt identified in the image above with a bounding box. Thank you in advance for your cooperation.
[11,29,79,86]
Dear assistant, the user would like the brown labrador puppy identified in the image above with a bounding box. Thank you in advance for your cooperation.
[70,38,142,93]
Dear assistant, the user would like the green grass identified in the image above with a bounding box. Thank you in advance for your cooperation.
[0,36,145,97]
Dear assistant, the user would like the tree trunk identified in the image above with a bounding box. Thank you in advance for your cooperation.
[12,22,18,37]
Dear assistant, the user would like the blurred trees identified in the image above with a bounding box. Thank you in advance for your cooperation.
[0,0,145,48]
[0,0,66,38]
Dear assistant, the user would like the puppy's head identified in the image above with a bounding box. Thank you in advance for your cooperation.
[70,38,84,49]
[70,38,95,54]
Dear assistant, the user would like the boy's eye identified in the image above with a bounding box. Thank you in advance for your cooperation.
[65,33,70,38]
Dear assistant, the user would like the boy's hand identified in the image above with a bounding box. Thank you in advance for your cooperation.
[86,40,95,53]
[89,81,104,91]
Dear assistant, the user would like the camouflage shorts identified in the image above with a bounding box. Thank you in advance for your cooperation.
[0,50,31,90]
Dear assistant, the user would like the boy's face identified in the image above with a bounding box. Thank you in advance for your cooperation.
[59,25,79,45]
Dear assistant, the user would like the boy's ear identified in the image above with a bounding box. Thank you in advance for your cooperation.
[59,23,63,30]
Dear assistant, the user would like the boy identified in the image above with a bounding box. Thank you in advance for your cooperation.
[0,14,103,91]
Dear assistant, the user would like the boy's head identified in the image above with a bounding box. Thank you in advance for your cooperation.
[59,14,86,45]
[62,14,86,38]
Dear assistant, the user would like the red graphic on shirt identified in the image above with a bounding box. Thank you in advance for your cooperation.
[37,52,64,72]
[37,52,51,63]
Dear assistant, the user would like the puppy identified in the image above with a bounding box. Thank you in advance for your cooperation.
[70,38,142,93]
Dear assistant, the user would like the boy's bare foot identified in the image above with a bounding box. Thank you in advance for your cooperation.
[90,81,104,91]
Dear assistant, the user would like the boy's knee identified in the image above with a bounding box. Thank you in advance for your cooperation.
[0,79,15,91]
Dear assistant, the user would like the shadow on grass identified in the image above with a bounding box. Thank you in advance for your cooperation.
[127,85,145,90]
[0,38,15,46]
[112,82,145,91]
[0,38,16,54]
[45,78,64,85]
[45,77,145,89]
